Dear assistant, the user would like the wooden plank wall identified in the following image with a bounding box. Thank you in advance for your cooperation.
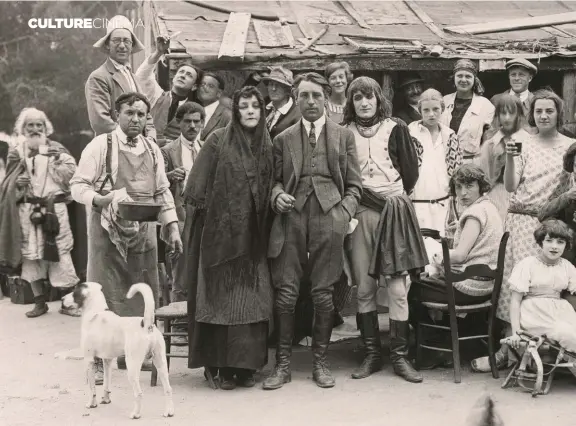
[563,72,576,135]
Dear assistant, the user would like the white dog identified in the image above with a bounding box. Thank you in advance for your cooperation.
[62,282,174,419]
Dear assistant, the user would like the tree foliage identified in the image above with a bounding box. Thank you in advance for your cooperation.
[0,1,138,135]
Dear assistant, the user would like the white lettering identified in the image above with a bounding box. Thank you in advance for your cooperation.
[84,18,92,29]
[28,18,38,29]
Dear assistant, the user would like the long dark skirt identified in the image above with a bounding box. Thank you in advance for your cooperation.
[189,321,268,370]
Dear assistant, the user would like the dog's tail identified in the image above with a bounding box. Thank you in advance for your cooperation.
[127,283,155,330]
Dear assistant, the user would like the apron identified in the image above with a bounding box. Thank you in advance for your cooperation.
[87,136,159,317]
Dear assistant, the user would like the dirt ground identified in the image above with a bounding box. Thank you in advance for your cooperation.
[1,298,575,426]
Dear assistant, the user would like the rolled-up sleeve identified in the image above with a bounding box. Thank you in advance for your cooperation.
[152,143,178,226]
[49,153,77,189]
[70,140,103,208]
[135,58,163,107]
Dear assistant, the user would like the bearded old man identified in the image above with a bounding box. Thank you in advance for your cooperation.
[0,108,79,318]
[86,15,156,140]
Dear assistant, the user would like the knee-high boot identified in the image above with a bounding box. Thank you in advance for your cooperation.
[263,312,294,390]
[351,311,382,379]
[390,319,423,383]
[312,310,335,388]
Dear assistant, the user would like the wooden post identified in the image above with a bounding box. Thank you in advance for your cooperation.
[381,72,394,105]
[563,71,576,135]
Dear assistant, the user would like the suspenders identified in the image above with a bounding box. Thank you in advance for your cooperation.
[97,132,157,195]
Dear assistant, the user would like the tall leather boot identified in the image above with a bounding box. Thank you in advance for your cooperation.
[262,312,294,390]
[389,319,423,383]
[26,294,49,318]
[351,311,382,379]
[312,310,335,388]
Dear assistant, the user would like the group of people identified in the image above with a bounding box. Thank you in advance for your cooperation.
[2,14,576,392]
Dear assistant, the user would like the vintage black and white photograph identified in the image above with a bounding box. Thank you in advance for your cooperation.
[1,0,576,424]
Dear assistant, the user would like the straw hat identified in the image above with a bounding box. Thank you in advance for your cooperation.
[262,66,294,88]
[93,15,145,53]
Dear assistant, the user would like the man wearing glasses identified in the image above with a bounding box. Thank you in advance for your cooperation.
[197,73,232,140]
[85,15,156,141]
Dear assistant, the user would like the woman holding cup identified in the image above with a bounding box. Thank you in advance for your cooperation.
[472,89,574,372]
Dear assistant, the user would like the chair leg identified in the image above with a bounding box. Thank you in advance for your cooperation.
[415,305,423,371]
[158,262,169,307]
[449,313,461,383]
[164,318,172,371]
[487,314,499,379]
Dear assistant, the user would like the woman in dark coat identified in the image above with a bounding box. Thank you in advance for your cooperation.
[182,86,274,390]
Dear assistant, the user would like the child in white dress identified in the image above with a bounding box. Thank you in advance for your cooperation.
[507,219,576,352]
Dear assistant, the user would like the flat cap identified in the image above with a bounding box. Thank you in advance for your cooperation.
[506,58,537,74]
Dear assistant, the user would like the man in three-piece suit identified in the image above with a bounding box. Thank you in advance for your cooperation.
[85,16,156,140]
[263,73,362,390]
[197,73,232,141]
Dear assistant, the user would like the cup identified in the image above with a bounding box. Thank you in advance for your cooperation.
[513,141,523,154]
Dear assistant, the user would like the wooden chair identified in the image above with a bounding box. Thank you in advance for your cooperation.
[411,232,509,383]
[150,301,188,386]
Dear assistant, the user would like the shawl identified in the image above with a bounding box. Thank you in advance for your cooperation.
[0,159,25,273]
[186,100,274,290]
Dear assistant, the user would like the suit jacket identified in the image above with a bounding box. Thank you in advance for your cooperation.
[268,118,362,259]
[161,137,187,227]
[490,90,534,117]
[85,59,156,140]
[200,102,232,141]
[268,101,302,140]
[396,106,421,125]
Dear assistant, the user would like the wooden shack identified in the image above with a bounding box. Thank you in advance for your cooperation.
[141,0,576,133]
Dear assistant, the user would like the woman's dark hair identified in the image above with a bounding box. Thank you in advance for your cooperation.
[448,164,491,197]
[0,140,8,163]
[175,101,206,121]
[324,62,354,84]
[342,77,392,126]
[232,86,265,128]
[563,142,576,173]
[534,219,574,249]
[492,94,525,134]
[115,92,151,114]
[527,89,564,129]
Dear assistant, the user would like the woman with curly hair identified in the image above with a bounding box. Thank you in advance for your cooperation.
[324,61,353,124]
[182,86,274,390]
[415,164,503,304]
[473,89,575,372]
[476,94,531,221]
[343,76,428,383]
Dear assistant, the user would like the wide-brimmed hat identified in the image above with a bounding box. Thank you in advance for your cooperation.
[506,58,538,75]
[93,15,145,53]
[397,72,424,89]
[262,66,294,88]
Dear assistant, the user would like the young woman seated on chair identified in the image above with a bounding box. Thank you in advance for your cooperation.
[506,220,576,353]
[416,164,504,305]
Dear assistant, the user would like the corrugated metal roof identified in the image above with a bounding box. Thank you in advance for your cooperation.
[152,0,576,69]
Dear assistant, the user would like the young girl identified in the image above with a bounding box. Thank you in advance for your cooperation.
[506,219,576,352]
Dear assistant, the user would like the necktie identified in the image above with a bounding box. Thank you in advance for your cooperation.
[126,136,137,148]
[514,91,521,99]
[266,109,280,131]
[309,122,316,149]
[168,92,187,123]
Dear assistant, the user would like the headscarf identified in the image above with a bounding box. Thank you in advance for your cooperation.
[189,86,274,289]
[453,59,485,96]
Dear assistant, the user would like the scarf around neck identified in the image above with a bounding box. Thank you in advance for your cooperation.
[196,106,274,289]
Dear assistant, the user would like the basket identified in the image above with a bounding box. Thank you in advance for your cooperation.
[9,276,35,305]
[118,201,162,222]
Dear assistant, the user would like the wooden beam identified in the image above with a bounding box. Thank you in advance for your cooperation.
[166,52,576,72]
[218,12,251,61]
[403,0,446,39]
[336,1,371,30]
[339,32,421,42]
[445,12,576,35]
[381,72,394,105]
[563,71,576,135]
[299,25,329,54]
